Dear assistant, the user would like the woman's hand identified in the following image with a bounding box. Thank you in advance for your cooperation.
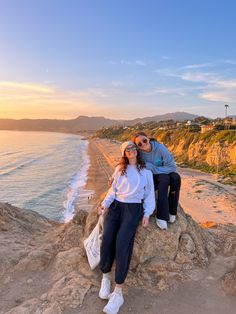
[108,177,114,187]
[98,205,107,216]
[142,217,149,227]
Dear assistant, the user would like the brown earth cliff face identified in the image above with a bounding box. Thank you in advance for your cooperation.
[168,139,236,167]
[1,202,236,313]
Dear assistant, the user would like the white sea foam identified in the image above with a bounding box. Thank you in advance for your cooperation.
[62,140,91,222]
[0,131,92,221]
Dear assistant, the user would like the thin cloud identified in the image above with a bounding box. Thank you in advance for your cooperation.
[181,59,236,69]
[161,56,171,60]
[154,61,236,103]
[137,87,187,97]
[181,62,214,69]
[200,91,233,102]
[0,81,54,93]
[111,81,124,87]
[108,59,147,66]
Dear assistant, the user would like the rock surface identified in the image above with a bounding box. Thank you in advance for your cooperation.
[0,202,236,313]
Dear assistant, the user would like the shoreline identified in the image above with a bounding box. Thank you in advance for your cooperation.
[2,129,234,225]
[80,138,114,212]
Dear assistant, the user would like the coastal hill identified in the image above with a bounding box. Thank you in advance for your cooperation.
[1,202,236,313]
[96,127,236,182]
[0,112,198,132]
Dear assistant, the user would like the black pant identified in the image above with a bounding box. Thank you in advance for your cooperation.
[100,200,143,284]
[153,172,181,221]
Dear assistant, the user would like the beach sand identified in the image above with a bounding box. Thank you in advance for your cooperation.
[83,138,115,210]
[84,138,236,226]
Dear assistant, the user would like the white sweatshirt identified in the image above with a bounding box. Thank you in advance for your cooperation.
[102,165,155,218]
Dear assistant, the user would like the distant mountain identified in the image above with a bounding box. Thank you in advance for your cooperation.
[0,116,119,132]
[126,112,198,124]
[0,112,199,132]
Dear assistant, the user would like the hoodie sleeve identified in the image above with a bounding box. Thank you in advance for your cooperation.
[101,166,119,209]
[143,170,155,217]
[145,143,176,174]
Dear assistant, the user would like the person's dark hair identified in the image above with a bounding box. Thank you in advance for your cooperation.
[132,131,148,142]
[118,151,145,175]
[132,131,156,143]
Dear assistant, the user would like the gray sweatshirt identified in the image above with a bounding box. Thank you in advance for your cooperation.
[138,140,177,174]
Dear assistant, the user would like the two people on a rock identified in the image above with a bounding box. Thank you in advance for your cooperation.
[97,135,181,313]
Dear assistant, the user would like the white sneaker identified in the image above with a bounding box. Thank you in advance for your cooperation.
[156,218,168,230]
[99,278,111,300]
[169,214,176,223]
[103,292,124,314]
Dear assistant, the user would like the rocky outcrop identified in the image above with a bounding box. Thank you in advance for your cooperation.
[85,206,213,292]
[222,269,236,295]
[0,202,236,313]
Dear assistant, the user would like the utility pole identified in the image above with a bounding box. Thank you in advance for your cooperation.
[225,104,229,118]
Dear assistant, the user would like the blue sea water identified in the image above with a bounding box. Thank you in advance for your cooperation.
[0,131,92,222]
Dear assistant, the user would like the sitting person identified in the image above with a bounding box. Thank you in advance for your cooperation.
[132,131,181,230]
[98,141,155,314]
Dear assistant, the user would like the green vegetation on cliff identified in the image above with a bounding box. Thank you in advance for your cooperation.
[96,125,236,182]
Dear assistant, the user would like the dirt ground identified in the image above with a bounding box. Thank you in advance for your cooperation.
[64,255,236,314]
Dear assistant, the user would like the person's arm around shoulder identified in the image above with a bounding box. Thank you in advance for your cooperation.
[142,169,155,227]
[147,143,176,174]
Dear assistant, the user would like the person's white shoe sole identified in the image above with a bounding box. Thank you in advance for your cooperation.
[169,214,176,223]
[103,293,124,314]
[156,218,168,230]
[99,278,111,300]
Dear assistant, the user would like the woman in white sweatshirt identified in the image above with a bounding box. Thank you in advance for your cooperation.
[98,141,155,314]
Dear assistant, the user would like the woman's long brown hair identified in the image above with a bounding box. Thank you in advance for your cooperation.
[117,151,145,175]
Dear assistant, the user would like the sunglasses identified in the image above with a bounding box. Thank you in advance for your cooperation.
[137,138,148,147]
[125,146,137,153]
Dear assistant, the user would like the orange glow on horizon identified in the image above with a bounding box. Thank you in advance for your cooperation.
[0,81,101,120]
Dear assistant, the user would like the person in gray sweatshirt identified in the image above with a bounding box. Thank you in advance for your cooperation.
[133,131,181,230]
[98,141,155,314]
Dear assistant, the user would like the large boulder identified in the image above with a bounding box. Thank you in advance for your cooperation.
[222,268,236,295]
[84,206,211,291]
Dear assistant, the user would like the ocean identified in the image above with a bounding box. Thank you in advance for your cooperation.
[0,130,92,222]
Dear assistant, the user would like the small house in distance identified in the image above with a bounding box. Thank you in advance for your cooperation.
[201,124,214,133]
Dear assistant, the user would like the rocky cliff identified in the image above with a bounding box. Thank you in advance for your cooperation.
[0,202,236,313]
[155,130,236,174]
[97,128,236,180]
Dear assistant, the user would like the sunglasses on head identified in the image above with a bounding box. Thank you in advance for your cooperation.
[125,146,137,153]
[137,138,148,147]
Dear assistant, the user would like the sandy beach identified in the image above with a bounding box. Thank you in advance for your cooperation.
[84,138,236,226]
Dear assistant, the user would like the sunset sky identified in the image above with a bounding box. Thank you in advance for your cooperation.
[1,0,236,119]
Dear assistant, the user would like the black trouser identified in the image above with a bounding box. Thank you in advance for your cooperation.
[169,172,181,215]
[100,200,143,284]
[153,172,181,221]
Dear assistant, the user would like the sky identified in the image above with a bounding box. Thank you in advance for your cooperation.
[0,0,236,120]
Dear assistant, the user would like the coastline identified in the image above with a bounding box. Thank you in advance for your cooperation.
[2,129,234,225]
[1,136,236,313]
[81,138,115,211]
